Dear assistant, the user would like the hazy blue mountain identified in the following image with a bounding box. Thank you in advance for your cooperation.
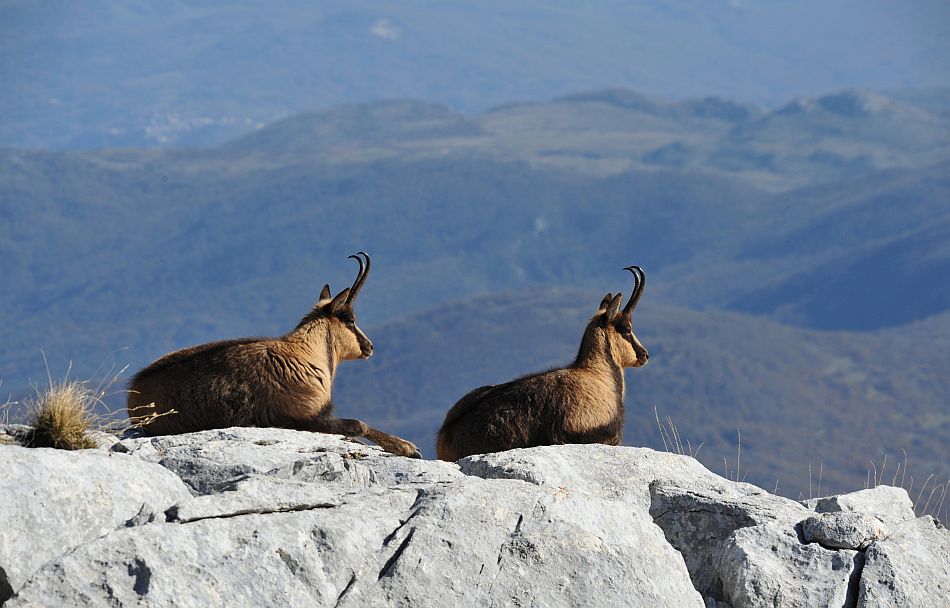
[2,1,948,148]
[2,91,948,398]
[716,164,950,329]
[887,87,950,117]
[734,216,950,330]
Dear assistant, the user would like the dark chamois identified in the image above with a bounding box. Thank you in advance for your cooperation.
[436,267,648,461]
[127,252,421,458]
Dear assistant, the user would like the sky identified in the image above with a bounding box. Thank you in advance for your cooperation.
[1,0,948,147]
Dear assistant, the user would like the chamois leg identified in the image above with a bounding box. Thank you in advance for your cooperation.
[305,416,422,459]
[362,426,422,459]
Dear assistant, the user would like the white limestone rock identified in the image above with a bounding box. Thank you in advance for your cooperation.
[113,427,462,494]
[356,477,705,608]
[459,443,719,509]
[0,445,191,602]
[857,516,950,608]
[718,523,862,608]
[8,443,704,608]
[7,485,419,608]
[2,431,944,607]
[649,479,809,596]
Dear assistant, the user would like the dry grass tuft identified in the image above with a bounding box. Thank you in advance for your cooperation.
[124,401,177,430]
[1,356,176,450]
[1,383,17,426]
[653,405,704,459]
[28,379,100,450]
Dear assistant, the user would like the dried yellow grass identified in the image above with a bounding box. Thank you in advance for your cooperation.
[28,379,99,450]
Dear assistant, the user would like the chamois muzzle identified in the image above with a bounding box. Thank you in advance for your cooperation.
[354,326,374,359]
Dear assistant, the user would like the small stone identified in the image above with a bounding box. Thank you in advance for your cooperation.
[801,512,888,550]
[0,424,34,446]
[85,430,120,450]
[805,486,915,527]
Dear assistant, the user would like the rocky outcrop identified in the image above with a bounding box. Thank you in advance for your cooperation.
[0,443,191,601]
[1,427,946,607]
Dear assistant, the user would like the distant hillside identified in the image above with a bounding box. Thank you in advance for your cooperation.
[0,152,768,392]
[2,1,949,148]
[711,164,950,329]
[1,92,948,395]
[334,288,950,499]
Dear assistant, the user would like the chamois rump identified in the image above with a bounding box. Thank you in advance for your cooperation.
[436,266,648,461]
[127,252,421,458]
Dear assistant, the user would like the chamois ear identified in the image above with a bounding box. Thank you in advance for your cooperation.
[328,288,351,313]
[605,293,623,321]
[317,284,332,306]
[598,293,613,312]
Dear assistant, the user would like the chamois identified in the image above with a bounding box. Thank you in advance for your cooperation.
[436,266,648,461]
[127,252,421,458]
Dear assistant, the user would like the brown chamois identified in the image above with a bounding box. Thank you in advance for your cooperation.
[127,252,421,458]
[436,266,648,461]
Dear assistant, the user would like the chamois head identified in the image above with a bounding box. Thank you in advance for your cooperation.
[595,266,649,368]
[295,252,374,360]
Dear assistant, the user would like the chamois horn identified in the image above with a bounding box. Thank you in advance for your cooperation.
[622,265,645,316]
[346,251,371,304]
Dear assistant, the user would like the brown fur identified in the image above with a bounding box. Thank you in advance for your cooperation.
[436,271,649,461]
[127,254,421,458]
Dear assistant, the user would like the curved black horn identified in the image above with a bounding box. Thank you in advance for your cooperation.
[622,265,645,315]
[346,251,371,304]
